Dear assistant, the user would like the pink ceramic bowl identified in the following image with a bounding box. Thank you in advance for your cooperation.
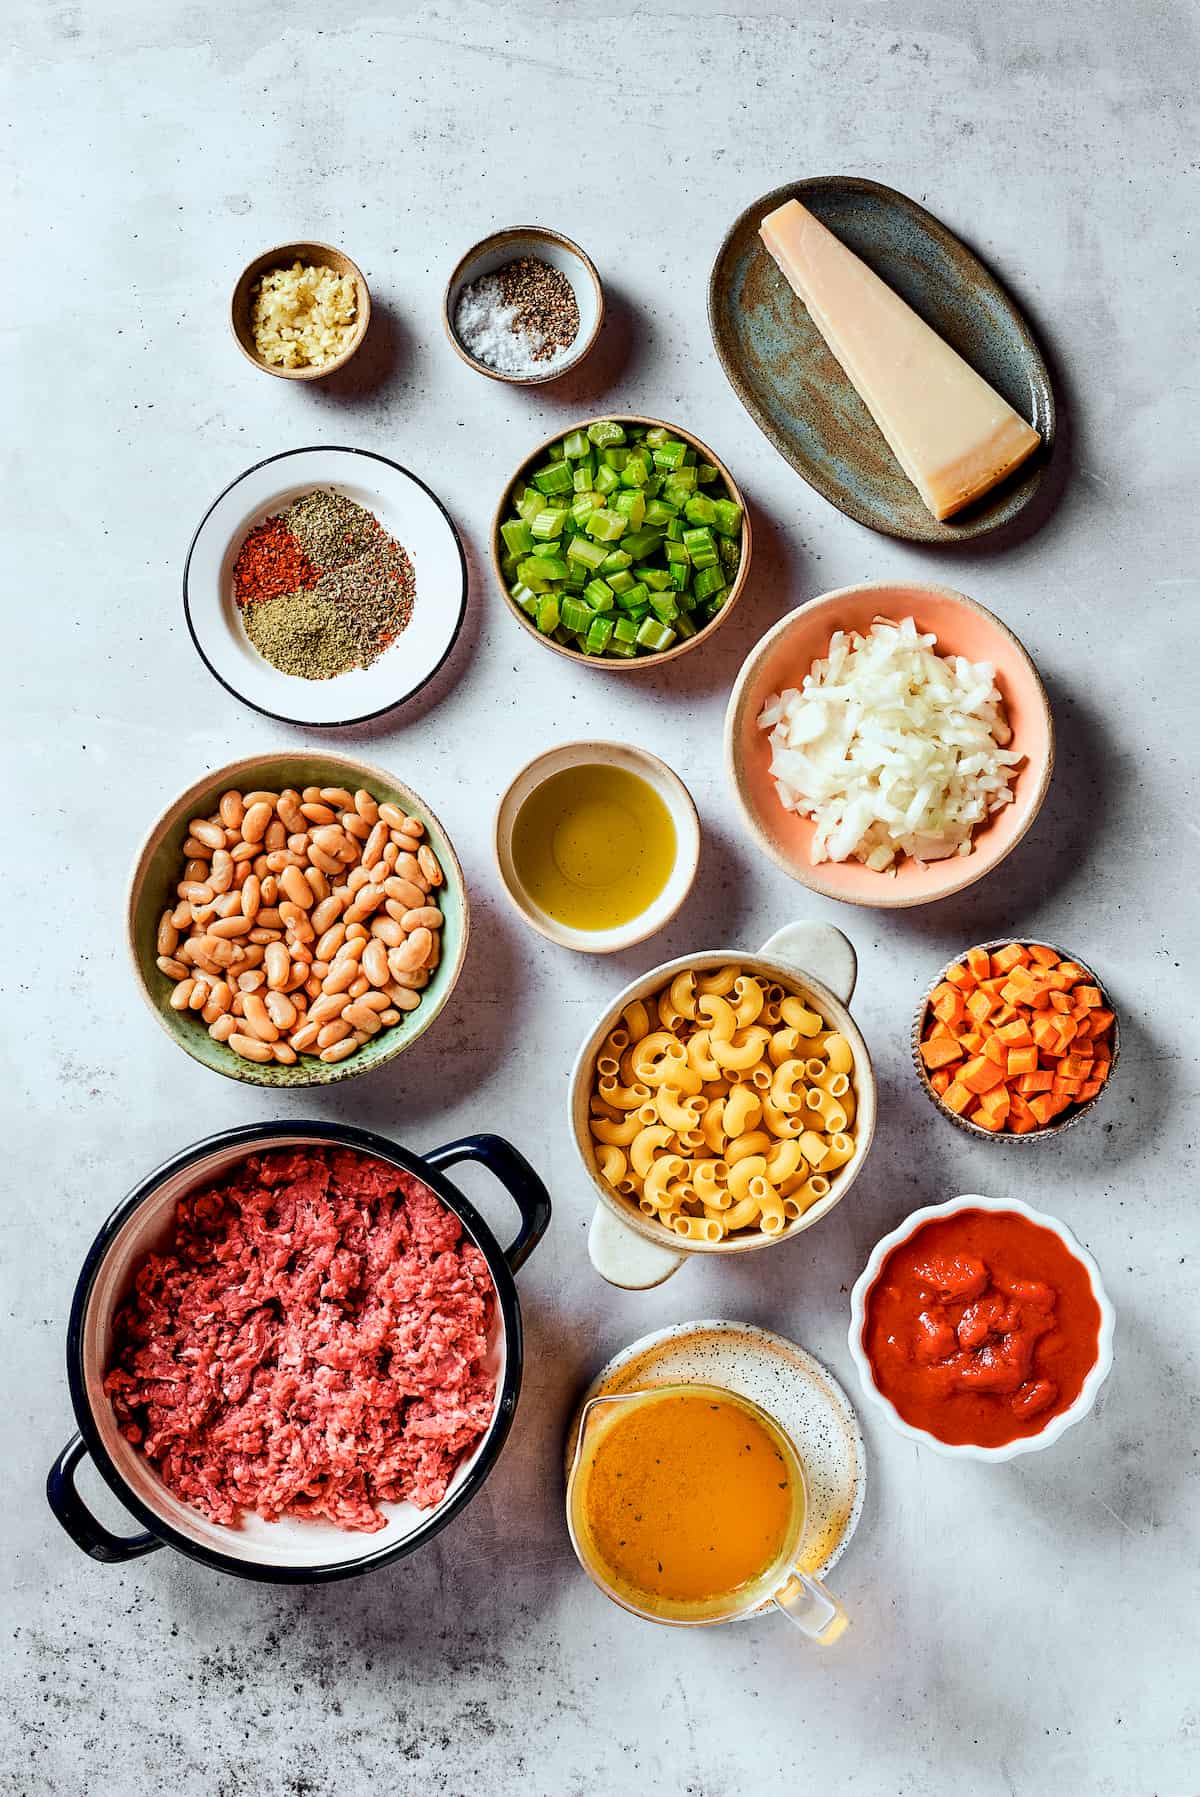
[723,582,1054,909]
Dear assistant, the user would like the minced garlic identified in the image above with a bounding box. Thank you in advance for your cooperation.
[250,261,358,369]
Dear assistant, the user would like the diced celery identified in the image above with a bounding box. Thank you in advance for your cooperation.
[619,582,649,612]
[533,461,574,496]
[585,509,628,542]
[673,610,697,639]
[664,536,690,565]
[636,567,672,591]
[515,490,542,522]
[563,430,589,459]
[567,535,610,570]
[712,498,743,538]
[697,462,720,484]
[500,554,519,581]
[588,420,627,447]
[620,451,651,487]
[681,526,718,570]
[594,463,620,496]
[585,615,615,654]
[603,446,629,470]
[692,564,725,602]
[625,600,652,622]
[585,578,615,610]
[644,498,677,527]
[683,494,717,527]
[668,560,689,593]
[620,527,663,559]
[511,584,540,616]
[613,489,646,529]
[571,492,600,525]
[518,555,568,584]
[530,508,567,540]
[607,636,638,658]
[652,439,687,471]
[644,426,670,448]
[599,549,632,573]
[560,595,594,634]
[649,591,679,624]
[612,615,639,644]
[636,617,676,652]
[501,519,534,555]
[718,535,741,578]
[607,569,635,594]
[536,595,560,634]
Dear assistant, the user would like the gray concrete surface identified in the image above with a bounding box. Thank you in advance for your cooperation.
[5,3,1198,1793]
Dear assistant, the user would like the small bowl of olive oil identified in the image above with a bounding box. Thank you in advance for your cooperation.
[495,742,700,954]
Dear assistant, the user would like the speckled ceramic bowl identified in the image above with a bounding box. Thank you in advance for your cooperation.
[709,176,1055,543]
[848,1193,1116,1461]
[443,226,604,386]
[127,752,468,1087]
[912,939,1120,1142]
[724,582,1054,908]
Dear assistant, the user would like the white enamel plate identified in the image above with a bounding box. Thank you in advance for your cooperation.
[184,447,468,726]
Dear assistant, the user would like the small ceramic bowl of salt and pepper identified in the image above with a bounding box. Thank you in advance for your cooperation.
[443,227,605,385]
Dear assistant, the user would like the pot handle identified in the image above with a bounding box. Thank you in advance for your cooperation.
[758,922,857,1005]
[46,1435,162,1564]
[424,1134,551,1274]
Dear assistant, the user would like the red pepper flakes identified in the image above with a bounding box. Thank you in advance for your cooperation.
[233,516,318,606]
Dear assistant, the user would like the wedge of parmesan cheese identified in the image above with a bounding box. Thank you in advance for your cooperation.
[759,199,1041,521]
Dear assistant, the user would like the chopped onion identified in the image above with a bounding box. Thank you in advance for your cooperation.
[756,616,1024,871]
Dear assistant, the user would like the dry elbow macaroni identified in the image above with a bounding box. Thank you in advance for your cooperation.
[588,965,857,1240]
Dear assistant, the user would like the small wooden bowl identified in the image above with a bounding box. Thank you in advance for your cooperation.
[128,751,468,1087]
[443,226,604,386]
[230,242,371,381]
[911,939,1120,1143]
[725,581,1053,907]
[492,415,753,672]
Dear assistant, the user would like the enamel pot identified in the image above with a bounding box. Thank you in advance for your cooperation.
[47,1121,551,1582]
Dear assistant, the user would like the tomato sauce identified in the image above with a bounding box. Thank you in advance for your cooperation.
[862,1208,1101,1447]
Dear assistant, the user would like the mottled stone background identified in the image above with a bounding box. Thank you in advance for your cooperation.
[5,3,1198,1793]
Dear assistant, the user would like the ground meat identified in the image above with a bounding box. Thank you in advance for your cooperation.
[104,1148,497,1533]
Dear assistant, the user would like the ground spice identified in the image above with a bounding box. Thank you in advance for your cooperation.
[497,256,580,361]
[319,539,417,666]
[242,586,361,680]
[233,516,318,605]
[285,488,383,571]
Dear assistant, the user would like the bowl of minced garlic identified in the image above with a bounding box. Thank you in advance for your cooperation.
[231,241,371,379]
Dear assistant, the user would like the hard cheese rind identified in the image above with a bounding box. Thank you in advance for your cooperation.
[759,199,1041,521]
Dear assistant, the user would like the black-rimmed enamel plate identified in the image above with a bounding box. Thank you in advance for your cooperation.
[708,177,1055,543]
[184,447,467,726]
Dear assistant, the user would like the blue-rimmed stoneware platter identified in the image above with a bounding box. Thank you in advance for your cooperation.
[708,177,1055,544]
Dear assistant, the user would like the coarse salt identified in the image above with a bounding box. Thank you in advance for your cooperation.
[454,274,577,377]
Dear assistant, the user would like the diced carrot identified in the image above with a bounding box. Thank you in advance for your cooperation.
[1018,1071,1055,1093]
[966,947,992,982]
[991,943,1030,973]
[1089,1009,1115,1035]
[996,1017,1034,1046]
[983,1035,1008,1068]
[992,1005,1019,1027]
[931,1068,953,1095]
[942,1080,974,1115]
[1029,1093,1057,1126]
[932,991,965,1027]
[1048,990,1072,1014]
[980,975,1008,996]
[971,1110,1004,1132]
[977,1086,1010,1121]
[1032,1015,1061,1047]
[921,1036,963,1070]
[960,1030,986,1054]
[961,1055,1006,1094]
[967,988,997,1024]
[1028,944,1060,968]
[1061,1054,1094,1079]
[926,1019,955,1043]
[1079,1079,1103,1100]
[1058,965,1091,987]
[945,961,975,992]
[1007,1046,1039,1076]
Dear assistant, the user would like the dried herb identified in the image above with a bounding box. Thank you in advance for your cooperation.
[285,488,382,571]
[242,587,361,680]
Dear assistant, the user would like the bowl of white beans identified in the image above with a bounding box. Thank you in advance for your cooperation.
[568,922,877,1289]
[127,753,469,1086]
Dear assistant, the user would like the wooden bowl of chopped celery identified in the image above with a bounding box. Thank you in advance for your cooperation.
[491,417,752,668]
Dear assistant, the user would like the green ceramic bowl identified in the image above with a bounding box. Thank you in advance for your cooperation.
[127,752,469,1087]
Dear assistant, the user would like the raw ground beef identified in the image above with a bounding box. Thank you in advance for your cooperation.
[104,1147,498,1532]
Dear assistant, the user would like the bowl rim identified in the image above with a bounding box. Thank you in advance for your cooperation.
[441,224,605,386]
[182,444,469,729]
[491,413,753,672]
[911,936,1120,1143]
[229,239,372,381]
[64,1120,526,1582]
[492,738,702,954]
[846,1191,1116,1461]
[723,580,1055,908]
[126,750,470,1088]
[567,945,877,1256]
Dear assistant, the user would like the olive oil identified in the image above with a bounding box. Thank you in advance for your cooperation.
[511,764,676,932]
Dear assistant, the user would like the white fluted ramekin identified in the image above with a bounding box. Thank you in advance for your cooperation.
[847,1193,1115,1461]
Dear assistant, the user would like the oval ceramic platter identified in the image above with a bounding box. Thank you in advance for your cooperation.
[184,447,468,726]
[708,177,1055,543]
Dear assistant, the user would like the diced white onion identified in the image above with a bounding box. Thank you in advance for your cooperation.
[756,616,1024,871]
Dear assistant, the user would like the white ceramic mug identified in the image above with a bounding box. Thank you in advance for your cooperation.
[568,922,876,1289]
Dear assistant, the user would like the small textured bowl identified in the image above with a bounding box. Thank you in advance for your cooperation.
[724,581,1053,908]
[230,242,371,381]
[128,752,468,1087]
[847,1193,1115,1461]
[494,741,701,954]
[493,415,752,672]
[912,938,1120,1142]
[443,226,603,385]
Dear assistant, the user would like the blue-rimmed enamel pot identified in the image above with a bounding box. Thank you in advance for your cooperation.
[47,1121,551,1582]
